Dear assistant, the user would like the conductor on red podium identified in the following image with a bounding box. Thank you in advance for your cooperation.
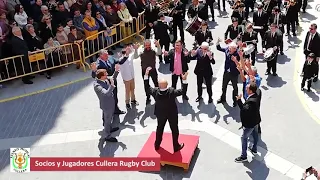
[145,68,188,152]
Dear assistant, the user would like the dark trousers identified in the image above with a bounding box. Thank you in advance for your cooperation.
[172,21,184,42]
[245,2,254,19]
[217,0,226,10]
[278,26,284,52]
[287,19,296,34]
[301,76,312,90]
[245,50,256,65]
[113,79,121,112]
[145,24,152,39]
[172,74,188,97]
[112,26,122,47]
[302,0,308,11]
[221,72,238,103]
[256,29,266,42]
[207,2,215,20]
[305,52,319,81]
[159,41,170,62]
[142,69,158,100]
[266,54,278,73]
[182,3,187,19]
[155,114,180,149]
[197,74,213,98]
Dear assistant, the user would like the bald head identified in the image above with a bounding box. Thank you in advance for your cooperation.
[158,79,168,89]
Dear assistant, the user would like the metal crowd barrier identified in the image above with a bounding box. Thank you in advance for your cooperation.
[0,43,84,83]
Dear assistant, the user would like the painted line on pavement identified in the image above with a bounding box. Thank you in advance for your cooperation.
[0,118,304,179]
[0,77,91,103]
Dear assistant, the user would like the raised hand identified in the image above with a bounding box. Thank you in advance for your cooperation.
[191,49,197,56]
[236,94,242,100]
[154,39,160,47]
[183,50,189,56]
[133,43,139,50]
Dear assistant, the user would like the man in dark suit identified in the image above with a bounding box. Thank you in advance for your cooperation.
[10,26,34,84]
[169,0,185,43]
[241,23,258,65]
[244,0,255,19]
[285,1,299,36]
[194,21,213,47]
[93,69,120,143]
[252,4,268,40]
[263,0,277,19]
[187,0,208,21]
[191,42,215,103]
[235,82,261,163]
[164,40,190,100]
[153,13,171,63]
[269,7,285,55]
[91,49,126,114]
[206,0,216,21]
[144,0,160,39]
[262,23,282,76]
[303,23,320,82]
[231,3,246,24]
[225,17,242,40]
[146,75,186,152]
[216,39,240,107]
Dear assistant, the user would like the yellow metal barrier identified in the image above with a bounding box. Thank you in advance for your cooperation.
[0,43,84,83]
[137,11,146,34]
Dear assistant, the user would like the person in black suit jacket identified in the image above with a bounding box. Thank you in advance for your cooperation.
[225,17,242,40]
[252,5,268,40]
[169,0,185,43]
[241,23,258,65]
[10,27,34,84]
[187,0,208,21]
[206,0,216,21]
[231,3,246,24]
[125,0,139,18]
[146,75,186,152]
[263,0,277,19]
[269,7,285,55]
[194,21,213,47]
[164,40,190,100]
[190,42,215,103]
[153,14,171,63]
[234,82,261,163]
[301,53,318,92]
[285,1,299,36]
[262,23,282,76]
[144,0,160,39]
[303,23,320,82]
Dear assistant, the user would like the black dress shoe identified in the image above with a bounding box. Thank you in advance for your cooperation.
[23,79,33,84]
[146,99,151,105]
[111,127,119,133]
[233,102,237,107]
[313,78,318,82]
[105,137,118,142]
[195,97,202,102]
[217,98,225,104]
[208,98,213,103]
[272,73,277,76]
[265,71,271,75]
[280,52,284,55]
[114,110,125,114]
[174,143,184,152]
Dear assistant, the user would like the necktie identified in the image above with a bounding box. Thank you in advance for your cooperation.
[272,33,274,38]
[150,5,152,11]
[240,11,242,17]
[250,32,252,37]
[307,34,313,50]
[276,15,279,26]
[258,12,261,17]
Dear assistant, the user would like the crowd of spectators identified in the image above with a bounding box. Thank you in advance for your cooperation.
[0,0,146,84]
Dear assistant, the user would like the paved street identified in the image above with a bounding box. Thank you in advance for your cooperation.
[0,1,320,180]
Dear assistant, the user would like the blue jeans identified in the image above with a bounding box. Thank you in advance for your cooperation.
[241,125,259,158]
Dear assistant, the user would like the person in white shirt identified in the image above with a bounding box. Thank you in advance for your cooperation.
[119,46,139,109]
[14,4,28,28]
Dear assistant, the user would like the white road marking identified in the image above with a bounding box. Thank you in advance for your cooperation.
[0,118,304,179]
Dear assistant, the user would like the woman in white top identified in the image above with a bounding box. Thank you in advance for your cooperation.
[63,0,76,12]
[14,4,28,28]
[117,2,133,45]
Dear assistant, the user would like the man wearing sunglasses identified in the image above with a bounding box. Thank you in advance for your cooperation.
[303,23,320,82]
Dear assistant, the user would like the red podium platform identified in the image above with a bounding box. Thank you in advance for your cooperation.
[137,132,199,171]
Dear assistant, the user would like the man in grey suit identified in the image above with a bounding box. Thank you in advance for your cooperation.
[93,69,120,142]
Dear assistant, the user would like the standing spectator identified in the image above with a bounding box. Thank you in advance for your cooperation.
[32,0,43,22]
[95,11,107,31]
[0,1,7,15]
[56,24,70,61]
[64,18,72,34]
[7,0,21,19]
[0,12,8,25]
[40,5,52,21]
[110,0,119,13]
[125,0,138,18]
[92,0,106,18]
[27,17,40,34]
[63,0,76,12]
[105,5,121,49]
[10,26,34,84]
[83,1,93,14]
[82,10,99,62]
[40,15,56,42]
[67,25,85,66]
[43,36,62,78]
[72,9,84,32]
[54,2,70,25]
[0,12,9,38]
[24,24,43,51]
[20,0,33,17]
[234,82,261,163]
[14,4,28,28]
[70,0,85,15]
[119,46,139,109]
[46,0,58,13]
[117,2,133,45]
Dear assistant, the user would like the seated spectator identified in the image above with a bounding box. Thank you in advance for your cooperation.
[25,24,43,51]
[70,0,85,15]
[73,9,84,32]
[92,0,106,18]
[46,0,58,13]
[40,5,53,22]
[40,14,57,42]
[67,25,85,68]
[0,12,9,38]
[84,1,93,14]
[7,0,21,19]
[27,17,40,34]
[63,0,76,12]
[95,11,107,31]
[64,18,73,34]
[43,36,63,79]
[110,0,119,13]
[32,0,43,22]
[117,2,133,45]
[56,23,71,64]
[125,0,139,18]
[0,12,8,25]
[0,1,7,15]
[54,2,71,25]
[105,5,120,26]
[14,4,28,28]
